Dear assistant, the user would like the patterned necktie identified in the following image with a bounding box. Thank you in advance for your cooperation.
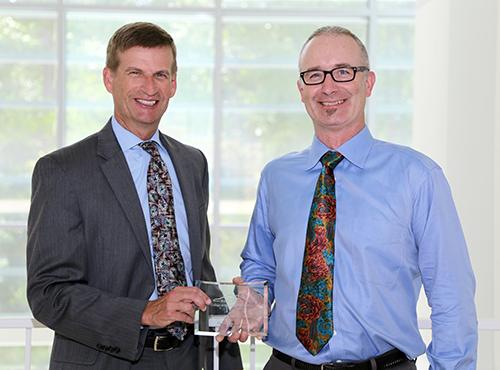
[140,141,187,339]
[296,151,343,355]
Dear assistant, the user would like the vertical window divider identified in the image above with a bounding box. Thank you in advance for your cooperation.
[212,0,223,262]
[367,0,378,131]
[56,0,66,149]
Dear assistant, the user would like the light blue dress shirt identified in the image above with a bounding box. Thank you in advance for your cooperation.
[111,117,193,299]
[241,126,477,369]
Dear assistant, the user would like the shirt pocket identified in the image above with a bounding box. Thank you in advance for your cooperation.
[341,209,409,288]
[351,240,405,287]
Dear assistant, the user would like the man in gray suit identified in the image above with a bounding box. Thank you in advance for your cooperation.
[26,22,241,370]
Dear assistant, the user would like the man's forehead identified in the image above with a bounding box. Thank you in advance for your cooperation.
[299,34,362,67]
[116,46,174,68]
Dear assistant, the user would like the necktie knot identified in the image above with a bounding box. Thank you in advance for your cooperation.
[321,151,343,169]
[139,141,160,159]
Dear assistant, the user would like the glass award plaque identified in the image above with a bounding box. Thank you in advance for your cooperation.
[194,280,268,337]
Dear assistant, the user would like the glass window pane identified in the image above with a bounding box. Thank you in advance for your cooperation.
[0,12,57,59]
[0,346,28,370]
[0,0,55,3]
[66,109,111,145]
[220,112,313,222]
[159,109,214,161]
[224,18,368,65]
[64,0,213,6]
[1,64,57,105]
[0,274,31,317]
[223,0,367,10]
[372,111,412,145]
[216,227,248,281]
[0,227,29,315]
[377,0,415,12]
[0,328,52,370]
[223,69,298,107]
[0,12,58,202]
[371,69,413,145]
[0,114,57,201]
[375,18,414,66]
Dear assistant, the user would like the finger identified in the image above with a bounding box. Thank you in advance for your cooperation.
[238,330,249,343]
[217,316,232,337]
[177,302,196,319]
[227,332,241,343]
[232,276,244,285]
[227,334,240,343]
[170,287,211,309]
[171,310,195,324]
[227,328,249,343]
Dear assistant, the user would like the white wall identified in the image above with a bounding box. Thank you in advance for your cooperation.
[413,0,499,367]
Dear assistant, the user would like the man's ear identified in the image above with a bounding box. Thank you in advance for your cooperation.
[365,71,376,97]
[297,79,305,103]
[103,67,114,94]
[168,74,177,98]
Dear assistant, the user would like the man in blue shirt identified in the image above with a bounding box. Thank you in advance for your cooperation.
[232,26,477,369]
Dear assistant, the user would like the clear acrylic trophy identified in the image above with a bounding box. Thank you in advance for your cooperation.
[194,280,268,338]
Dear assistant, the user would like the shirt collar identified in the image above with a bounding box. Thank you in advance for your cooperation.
[305,125,375,170]
[111,116,164,152]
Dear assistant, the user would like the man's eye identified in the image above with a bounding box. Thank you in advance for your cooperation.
[337,68,352,76]
[307,71,323,80]
[156,73,168,79]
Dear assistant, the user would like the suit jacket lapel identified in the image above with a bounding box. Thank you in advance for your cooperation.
[97,120,152,270]
[160,134,203,281]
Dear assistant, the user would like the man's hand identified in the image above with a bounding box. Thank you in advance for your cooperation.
[141,286,211,328]
[216,277,268,343]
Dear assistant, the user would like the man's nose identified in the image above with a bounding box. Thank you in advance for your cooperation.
[321,73,338,94]
[142,76,158,95]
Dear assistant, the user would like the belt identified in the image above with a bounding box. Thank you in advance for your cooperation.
[273,348,411,370]
[144,325,194,352]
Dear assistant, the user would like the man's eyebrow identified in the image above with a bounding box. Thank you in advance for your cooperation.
[302,63,352,72]
[154,69,171,75]
[124,66,142,72]
[333,63,352,68]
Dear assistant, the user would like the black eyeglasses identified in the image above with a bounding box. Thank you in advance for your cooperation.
[300,66,370,85]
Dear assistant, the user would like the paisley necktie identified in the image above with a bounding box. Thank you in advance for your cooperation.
[296,151,343,355]
[140,141,187,339]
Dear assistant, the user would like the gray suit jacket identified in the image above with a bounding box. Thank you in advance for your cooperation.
[26,120,241,369]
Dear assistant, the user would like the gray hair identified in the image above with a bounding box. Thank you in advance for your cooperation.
[300,26,370,68]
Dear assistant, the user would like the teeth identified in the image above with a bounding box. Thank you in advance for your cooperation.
[321,99,344,106]
[137,99,156,106]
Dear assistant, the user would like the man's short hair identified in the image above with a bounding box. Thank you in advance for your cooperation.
[300,25,370,68]
[106,22,177,73]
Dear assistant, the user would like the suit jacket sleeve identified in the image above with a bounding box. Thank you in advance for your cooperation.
[27,154,148,362]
